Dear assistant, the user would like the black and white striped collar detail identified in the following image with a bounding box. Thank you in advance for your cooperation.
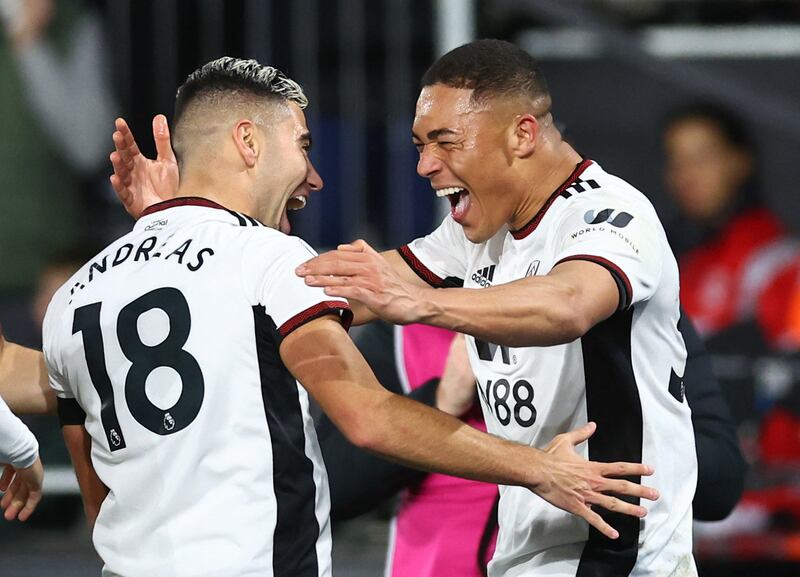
[511,159,594,240]
[140,196,264,227]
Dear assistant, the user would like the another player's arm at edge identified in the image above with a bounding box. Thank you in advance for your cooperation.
[62,424,108,528]
[281,314,657,540]
[0,331,57,415]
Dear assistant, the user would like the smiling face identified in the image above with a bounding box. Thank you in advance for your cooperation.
[255,103,323,233]
[412,84,523,243]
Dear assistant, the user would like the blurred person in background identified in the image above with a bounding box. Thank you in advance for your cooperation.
[665,102,800,560]
[663,101,799,342]
[0,0,119,343]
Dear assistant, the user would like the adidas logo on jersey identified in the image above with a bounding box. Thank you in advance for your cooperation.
[472,265,496,287]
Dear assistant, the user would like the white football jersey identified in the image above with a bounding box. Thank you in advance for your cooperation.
[43,198,351,577]
[401,160,698,577]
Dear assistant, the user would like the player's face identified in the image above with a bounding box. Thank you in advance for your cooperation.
[256,103,323,234]
[412,84,518,243]
[664,118,752,222]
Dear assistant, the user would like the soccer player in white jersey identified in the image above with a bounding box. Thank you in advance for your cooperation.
[296,40,698,577]
[39,57,655,577]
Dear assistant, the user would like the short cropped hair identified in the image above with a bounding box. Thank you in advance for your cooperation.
[174,57,307,125]
[421,39,550,105]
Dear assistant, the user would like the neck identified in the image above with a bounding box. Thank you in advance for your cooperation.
[177,170,258,221]
[509,142,583,231]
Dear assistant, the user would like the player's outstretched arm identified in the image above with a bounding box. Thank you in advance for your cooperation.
[110,115,179,219]
[280,315,658,540]
[63,424,108,529]
[0,327,56,415]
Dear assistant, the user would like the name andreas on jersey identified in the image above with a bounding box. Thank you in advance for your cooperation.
[67,234,214,303]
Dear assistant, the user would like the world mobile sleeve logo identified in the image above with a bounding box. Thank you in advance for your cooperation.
[584,209,634,228]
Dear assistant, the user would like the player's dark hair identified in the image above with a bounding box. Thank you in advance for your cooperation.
[173,57,307,126]
[663,101,754,154]
[421,39,550,104]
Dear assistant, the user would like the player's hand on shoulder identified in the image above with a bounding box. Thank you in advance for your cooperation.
[436,334,477,417]
[297,239,428,325]
[110,115,179,219]
[532,422,658,540]
[0,457,44,522]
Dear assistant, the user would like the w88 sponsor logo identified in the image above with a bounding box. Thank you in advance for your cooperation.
[479,378,537,427]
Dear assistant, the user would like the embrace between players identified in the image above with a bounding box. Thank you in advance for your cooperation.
[0,40,698,577]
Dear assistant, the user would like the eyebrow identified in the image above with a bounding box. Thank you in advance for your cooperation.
[411,128,459,141]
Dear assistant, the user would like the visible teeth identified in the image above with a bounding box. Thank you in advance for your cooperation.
[435,187,465,197]
[287,196,307,210]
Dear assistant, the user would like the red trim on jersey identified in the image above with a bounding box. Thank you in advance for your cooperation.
[278,301,353,337]
[511,159,594,240]
[556,254,633,310]
[140,196,229,217]
[397,245,444,288]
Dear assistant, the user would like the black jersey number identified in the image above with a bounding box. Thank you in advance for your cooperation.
[479,378,537,428]
[73,288,205,451]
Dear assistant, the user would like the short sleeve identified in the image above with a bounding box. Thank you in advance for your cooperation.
[399,216,468,288]
[551,198,663,309]
[244,235,352,338]
[42,295,75,400]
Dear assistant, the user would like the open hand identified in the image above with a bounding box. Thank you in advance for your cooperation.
[532,422,658,540]
[297,239,429,325]
[110,115,179,219]
[0,457,44,522]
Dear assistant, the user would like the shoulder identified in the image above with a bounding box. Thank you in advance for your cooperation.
[241,228,318,262]
[552,163,661,229]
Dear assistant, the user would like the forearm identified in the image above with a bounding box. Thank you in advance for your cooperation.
[693,428,747,521]
[284,318,541,488]
[366,391,541,487]
[63,425,108,529]
[0,344,56,415]
[417,276,588,347]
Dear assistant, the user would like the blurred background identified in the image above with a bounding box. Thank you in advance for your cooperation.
[2,0,800,575]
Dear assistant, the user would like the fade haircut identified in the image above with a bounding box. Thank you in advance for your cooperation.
[172,57,308,163]
[421,39,550,108]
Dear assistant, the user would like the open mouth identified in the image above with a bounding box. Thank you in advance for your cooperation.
[287,195,308,211]
[435,187,470,221]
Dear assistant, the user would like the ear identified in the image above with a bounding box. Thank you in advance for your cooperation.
[510,114,539,159]
[232,120,259,168]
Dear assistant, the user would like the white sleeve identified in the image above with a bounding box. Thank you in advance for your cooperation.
[42,294,75,400]
[550,197,663,309]
[0,395,39,469]
[399,216,469,287]
[244,236,352,338]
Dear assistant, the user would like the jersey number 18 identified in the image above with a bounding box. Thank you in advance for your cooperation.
[72,287,205,452]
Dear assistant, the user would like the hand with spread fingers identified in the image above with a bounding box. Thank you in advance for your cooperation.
[110,115,179,219]
[297,239,428,325]
[534,422,658,540]
[0,457,44,522]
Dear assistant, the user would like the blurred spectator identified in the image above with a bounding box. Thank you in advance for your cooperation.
[663,101,799,341]
[0,0,119,305]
